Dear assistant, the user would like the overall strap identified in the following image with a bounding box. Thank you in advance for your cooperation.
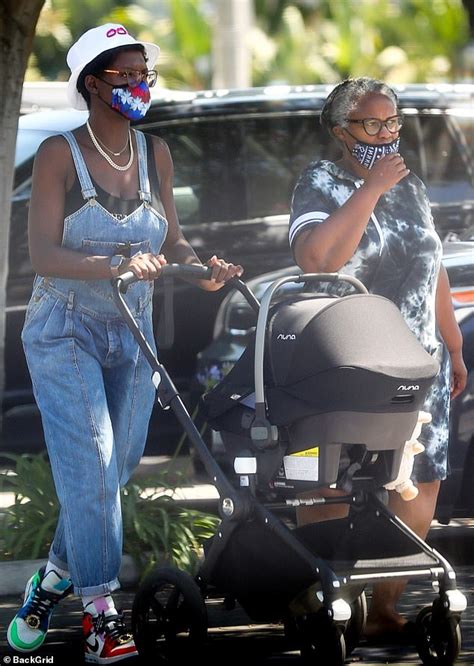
[61,131,97,200]
[134,129,152,203]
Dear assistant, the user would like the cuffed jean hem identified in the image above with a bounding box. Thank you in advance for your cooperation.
[48,548,69,573]
[74,577,121,598]
[48,548,121,596]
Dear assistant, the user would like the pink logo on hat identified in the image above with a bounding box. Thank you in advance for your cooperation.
[106,26,128,38]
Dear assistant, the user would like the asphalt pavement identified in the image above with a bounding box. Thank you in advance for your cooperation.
[0,567,473,664]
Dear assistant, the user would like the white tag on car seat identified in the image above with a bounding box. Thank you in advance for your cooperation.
[283,447,319,481]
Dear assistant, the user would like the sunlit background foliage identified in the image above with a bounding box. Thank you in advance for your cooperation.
[27,0,471,88]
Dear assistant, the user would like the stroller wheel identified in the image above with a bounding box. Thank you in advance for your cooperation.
[132,565,207,662]
[298,609,346,666]
[415,605,461,665]
[344,590,367,656]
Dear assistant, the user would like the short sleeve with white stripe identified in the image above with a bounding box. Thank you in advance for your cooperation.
[288,163,335,250]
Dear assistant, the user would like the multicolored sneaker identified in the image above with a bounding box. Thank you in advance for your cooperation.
[7,566,73,653]
[83,610,138,663]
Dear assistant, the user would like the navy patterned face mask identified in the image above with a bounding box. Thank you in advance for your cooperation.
[351,137,400,169]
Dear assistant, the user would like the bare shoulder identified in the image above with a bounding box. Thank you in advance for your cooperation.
[34,133,74,171]
[36,133,72,156]
[32,133,79,195]
[146,132,169,149]
[146,133,172,160]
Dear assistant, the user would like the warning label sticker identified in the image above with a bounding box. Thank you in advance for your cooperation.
[283,447,319,481]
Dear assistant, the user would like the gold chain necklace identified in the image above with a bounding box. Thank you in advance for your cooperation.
[95,131,129,156]
[86,121,133,171]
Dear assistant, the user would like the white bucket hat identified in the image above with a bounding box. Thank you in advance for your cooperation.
[66,23,160,110]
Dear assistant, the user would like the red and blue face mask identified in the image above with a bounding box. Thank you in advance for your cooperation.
[108,81,151,120]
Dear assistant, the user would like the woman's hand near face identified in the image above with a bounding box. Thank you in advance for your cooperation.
[363,153,410,196]
[122,253,167,281]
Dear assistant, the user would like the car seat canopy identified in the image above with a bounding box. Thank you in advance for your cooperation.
[263,294,439,423]
[205,294,439,428]
[268,294,437,387]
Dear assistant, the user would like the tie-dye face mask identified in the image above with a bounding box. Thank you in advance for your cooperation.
[351,137,400,169]
[110,81,151,120]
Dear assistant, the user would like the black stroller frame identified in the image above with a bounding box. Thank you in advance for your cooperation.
[113,265,467,665]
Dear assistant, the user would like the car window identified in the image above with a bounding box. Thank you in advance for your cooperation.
[153,118,249,224]
[151,110,472,230]
[399,113,473,241]
[402,114,473,202]
[240,114,337,219]
[149,113,337,225]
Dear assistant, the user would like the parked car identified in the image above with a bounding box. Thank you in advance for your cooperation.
[5,84,474,471]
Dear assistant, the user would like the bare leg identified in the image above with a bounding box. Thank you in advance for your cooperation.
[365,480,441,637]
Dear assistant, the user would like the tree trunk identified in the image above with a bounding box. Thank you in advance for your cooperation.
[0,0,45,433]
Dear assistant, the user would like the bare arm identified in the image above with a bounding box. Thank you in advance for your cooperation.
[294,154,410,272]
[28,136,112,279]
[436,264,467,399]
[153,136,242,290]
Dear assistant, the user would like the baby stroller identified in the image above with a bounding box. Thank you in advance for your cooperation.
[113,265,467,665]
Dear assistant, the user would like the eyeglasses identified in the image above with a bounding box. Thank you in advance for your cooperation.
[102,68,158,88]
[346,115,403,136]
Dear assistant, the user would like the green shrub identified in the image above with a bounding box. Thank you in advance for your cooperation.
[0,453,219,576]
[121,477,219,577]
[0,453,59,561]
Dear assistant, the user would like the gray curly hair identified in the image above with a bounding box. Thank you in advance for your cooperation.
[320,77,399,136]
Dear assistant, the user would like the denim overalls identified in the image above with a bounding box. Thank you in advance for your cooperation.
[21,130,168,596]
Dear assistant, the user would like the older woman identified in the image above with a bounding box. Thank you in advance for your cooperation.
[7,24,242,662]
[289,77,466,640]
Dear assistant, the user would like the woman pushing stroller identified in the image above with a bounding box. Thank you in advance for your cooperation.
[7,24,242,663]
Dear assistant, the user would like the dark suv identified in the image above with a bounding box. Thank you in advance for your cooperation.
[6,85,474,509]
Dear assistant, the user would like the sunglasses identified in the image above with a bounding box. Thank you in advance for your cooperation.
[102,68,158,88]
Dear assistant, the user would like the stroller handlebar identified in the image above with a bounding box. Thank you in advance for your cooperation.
[116,263,214,293]
[115,264,259,313]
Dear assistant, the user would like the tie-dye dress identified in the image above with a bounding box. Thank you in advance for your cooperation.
[288,159,450,482]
